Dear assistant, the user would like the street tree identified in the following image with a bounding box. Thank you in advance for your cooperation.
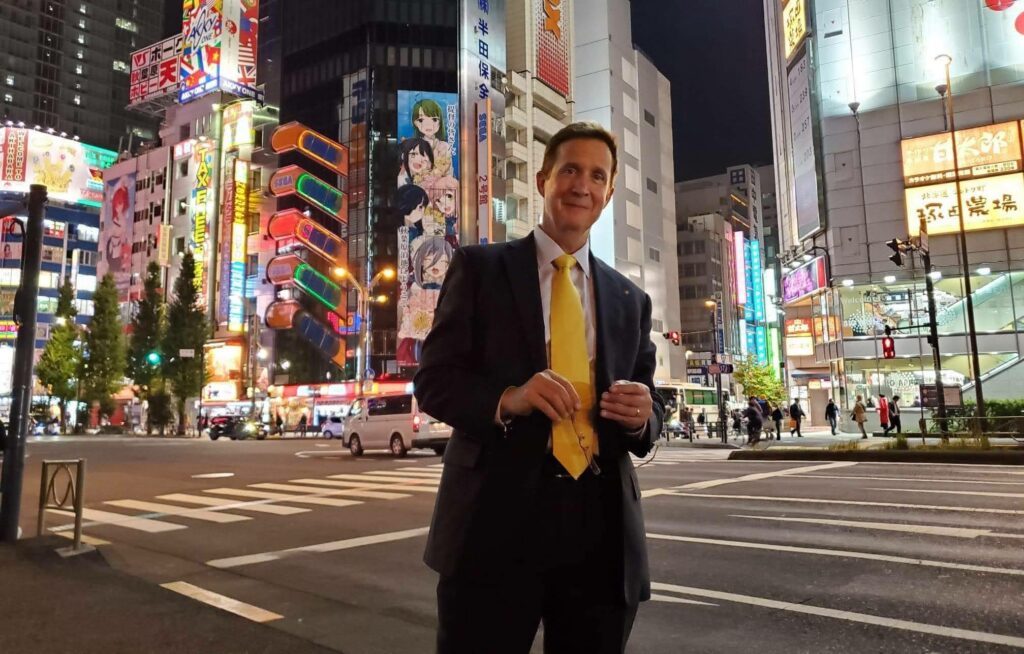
[36,277,80,432]
[126,262,166,433]
[163,251,209,434]
[733,355,786,406]
[82,273,127,421]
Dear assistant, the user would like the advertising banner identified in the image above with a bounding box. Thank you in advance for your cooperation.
[180,0,223,102]
[782,255,827,303]
[901,121,1022,187]
[787,51,821,241]
[535,0,570,95]
[782,0,806,61]
[101,173,135,297]
[229,158,249,332]
[905,172,1024,236]
[0,128,115,207]
[395,90,461,368]
[130,34,183,106]
[191,141,215,297]
[219,0,260,101]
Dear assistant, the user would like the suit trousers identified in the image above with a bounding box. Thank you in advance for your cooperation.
[435,462,638,654]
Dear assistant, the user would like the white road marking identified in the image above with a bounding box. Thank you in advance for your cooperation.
[203,488,363,507]
[206,526,431,569]
[157,493,310,515]
[869,487,1024,499]
[790,474,1024,485]
[650,582,1024,649]
[649,593,717,606]
[190,472,235,479]
[160,581,282,623]
[287,479,411,499]
[54,531,110,546]
[668,492,1024,516]
[397,467,443,474]
[728,515,1010,539]
[367,469,443,478]
[48,507,186,533]
[104,499,251,524]
[646,533,1024,576]
[326,473,440,486]
[249,482,396,502]
[315,444,332,448]
[641,488,676,499]
[675,462,858,490]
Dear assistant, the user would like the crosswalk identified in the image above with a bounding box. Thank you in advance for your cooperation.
[48,464,445,535]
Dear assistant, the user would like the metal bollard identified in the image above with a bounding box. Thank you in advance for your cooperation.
[37,459,86,550]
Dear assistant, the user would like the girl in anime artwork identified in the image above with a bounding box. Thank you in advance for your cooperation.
[397,138,435,187]
[105,184,131,274]
[397,236,455,365]
[425,175,460,248]
[396,183,440,242]
[410,98,453,177]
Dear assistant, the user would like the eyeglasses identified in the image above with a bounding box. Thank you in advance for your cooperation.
[570,414,601,476]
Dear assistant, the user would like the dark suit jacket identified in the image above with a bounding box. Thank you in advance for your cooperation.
[413,233,664,605]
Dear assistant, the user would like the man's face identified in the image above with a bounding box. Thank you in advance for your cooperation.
[536,138,615,237]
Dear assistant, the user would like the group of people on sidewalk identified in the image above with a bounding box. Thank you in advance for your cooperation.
[733,397,805,445]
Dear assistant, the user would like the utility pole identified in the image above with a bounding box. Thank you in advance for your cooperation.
[0,185,47,542]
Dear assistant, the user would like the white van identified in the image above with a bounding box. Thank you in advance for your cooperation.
[342,393,451,457]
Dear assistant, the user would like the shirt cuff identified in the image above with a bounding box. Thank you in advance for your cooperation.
[493,386,516,427]
[624,420,648,439]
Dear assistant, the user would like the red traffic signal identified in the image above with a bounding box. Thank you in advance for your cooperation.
[881,336,895,359]
[663,331,681,346]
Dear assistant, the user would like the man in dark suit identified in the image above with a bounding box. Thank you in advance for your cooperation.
[414,121,664,653]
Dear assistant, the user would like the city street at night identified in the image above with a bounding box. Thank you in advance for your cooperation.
[5,436,1023,653]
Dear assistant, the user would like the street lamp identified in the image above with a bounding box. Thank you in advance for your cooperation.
[935,53,986,425]
[331,266,396,390]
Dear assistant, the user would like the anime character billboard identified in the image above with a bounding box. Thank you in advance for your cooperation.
[395,91,459,367]
[102,173,135,296]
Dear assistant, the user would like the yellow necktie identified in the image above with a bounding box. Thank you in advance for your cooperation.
[550,254,598,479]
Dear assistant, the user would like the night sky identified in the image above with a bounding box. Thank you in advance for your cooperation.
[631,0,773,181]
[161,0,773,182]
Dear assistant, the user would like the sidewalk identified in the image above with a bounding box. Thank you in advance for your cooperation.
[661,425,859,449]
[0,536,337,654]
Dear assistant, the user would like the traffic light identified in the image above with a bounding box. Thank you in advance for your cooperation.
[146,350,162,366]
[886,238,904,267]
[663,331,681,346]
[881,325,895,359]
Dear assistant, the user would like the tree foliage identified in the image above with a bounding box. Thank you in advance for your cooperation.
[127,262,165,399]
[163,251,208,434]
[733,355,786,406]
[36,277,80,432]
[81,274,127,419]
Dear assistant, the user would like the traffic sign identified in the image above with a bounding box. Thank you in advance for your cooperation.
[919,383,962,408]
[702,364,734,375]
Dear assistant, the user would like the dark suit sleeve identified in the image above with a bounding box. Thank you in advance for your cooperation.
[625,292,663,458]
[414,248,508,441]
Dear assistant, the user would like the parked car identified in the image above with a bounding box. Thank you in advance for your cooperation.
[342,393,451,457]
[319,415,345,439]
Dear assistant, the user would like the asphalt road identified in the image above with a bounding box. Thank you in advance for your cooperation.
[14,435,1024,653]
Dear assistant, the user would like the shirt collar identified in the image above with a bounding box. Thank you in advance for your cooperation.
[533,225,591,278]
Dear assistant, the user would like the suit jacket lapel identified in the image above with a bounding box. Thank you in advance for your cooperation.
[503,234,547,373]
[590,253,616,395]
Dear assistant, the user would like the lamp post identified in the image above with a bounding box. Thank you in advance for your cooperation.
[705,299,726,443]
[935,53,986,425]
[332,266,395,390]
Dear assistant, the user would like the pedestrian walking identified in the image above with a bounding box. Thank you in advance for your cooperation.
[275,413,284,435]
[879,393,891,436]
[771,404,783,440]
[743,398,763,445]
[413,122,663,653]
[697,408,706,436]
[731,408,742,438]
[824,398,839,435]
[853,394,868,438]
[789,399,805,437]
[890,395,902,434]
[298,413,308,438]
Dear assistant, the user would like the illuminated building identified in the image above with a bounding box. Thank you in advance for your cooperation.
[570,0,684,383]
[0,127,114,405]
[0,0,163,152]
[764,0,1024,423]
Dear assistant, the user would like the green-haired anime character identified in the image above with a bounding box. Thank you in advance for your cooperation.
[411,97,452,176]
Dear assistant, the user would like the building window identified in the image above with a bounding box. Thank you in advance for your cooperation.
[77,34,85,44]
[176,198,187,216]
[646,178,658,194]
[174,237,186,254]
[115,17,138,32]
[3,94,11,103]
[4,75,13,86]
[75,64,83,75]
[648,247,660,263]
[73,94,81,105]
[79,4,87,13]
[178,161,188,178]
[112,60,128,72]
[76,50,84,60]
[652,318,664,332]
[78,18,86,29]
[730,168,745,184]
[643,109,656,127]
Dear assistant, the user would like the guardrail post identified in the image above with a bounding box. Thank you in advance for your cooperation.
[36,459,88,554]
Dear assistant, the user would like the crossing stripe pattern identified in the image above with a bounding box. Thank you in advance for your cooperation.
[48,466,443,536]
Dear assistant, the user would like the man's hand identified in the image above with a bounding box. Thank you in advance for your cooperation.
[499,370,581,423]
[600,381,652,432]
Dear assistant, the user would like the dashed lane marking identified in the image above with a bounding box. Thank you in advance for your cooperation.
[729,514,1024,540]
[203,487,363,507]
[156,493,310,515]
[674,462,857,490]
[104,500,251,524]
[789,474,1024,485]
[868,487,1024,499]
[665,492,1024,516]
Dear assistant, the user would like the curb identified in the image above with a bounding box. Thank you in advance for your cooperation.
[728,448,1024,464]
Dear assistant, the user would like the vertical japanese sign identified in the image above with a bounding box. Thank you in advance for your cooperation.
[192,141,214,296]
[459,0,506,245]
[229,159,249,332]
[535,0,570,95]
[733,231,747,306]
[129,34,183,106]
[788,51,822,240]
[219,154,236,326]
[395,91,461,368]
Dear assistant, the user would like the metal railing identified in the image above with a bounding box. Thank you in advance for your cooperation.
[37,459,86,550]
[916,416,1024,443]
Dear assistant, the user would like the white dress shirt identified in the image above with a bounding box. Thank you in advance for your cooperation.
[532,225,596,365]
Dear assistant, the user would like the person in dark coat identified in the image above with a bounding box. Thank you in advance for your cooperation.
[743,398,763,445]
[824,398,839,435]
[771,404,784,440]
[789,399,805,437]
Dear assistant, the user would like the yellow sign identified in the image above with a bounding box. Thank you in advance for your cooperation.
[786,336,814,357]
[906,173,1024,236]
[783,0,807,60]
[900,121,1022,187]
